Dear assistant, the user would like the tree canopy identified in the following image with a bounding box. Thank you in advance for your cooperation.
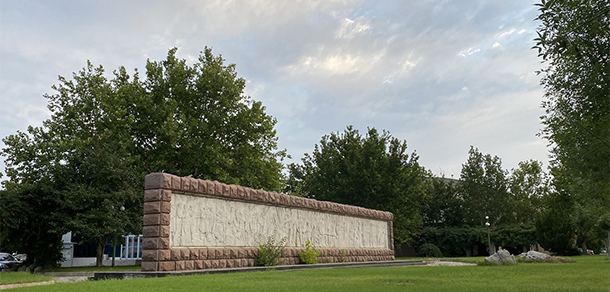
[535,0,610,256]
[286,126,430,246]
[1,47,286,267]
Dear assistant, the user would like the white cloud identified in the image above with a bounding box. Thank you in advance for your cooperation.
[336,17,371,39]
[458,46,481,57]
[497,28,516,38]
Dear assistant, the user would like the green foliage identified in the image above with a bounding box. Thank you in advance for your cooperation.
[339,249,346,262]
[422,177,463,227]
[298,240,320,264]
[256,236,286,267]
[1,47,285,267]
[507,160,548,225]
[416,243,443,258]
[536,193,579,255]
[459,146,509,226]
[287,126,430,245]
[534,0,610,256]
[417,226,487,256]
[0,183,65,268]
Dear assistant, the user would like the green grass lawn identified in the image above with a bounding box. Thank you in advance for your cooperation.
[10,255,610,292]
[0,272,52,285]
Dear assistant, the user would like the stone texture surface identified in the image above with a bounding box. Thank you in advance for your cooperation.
[142,173,394,272]
[170,193,390,248]
[518,250,551,261]
[485,249,516,265]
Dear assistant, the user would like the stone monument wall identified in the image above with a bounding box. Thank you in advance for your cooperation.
[141,173,394,271]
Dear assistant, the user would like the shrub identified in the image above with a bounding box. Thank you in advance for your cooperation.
[298,240,320,264]
[417,243,443,258]
[256,235,286,267]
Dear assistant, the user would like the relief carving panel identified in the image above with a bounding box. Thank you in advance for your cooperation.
[170,193,389,248]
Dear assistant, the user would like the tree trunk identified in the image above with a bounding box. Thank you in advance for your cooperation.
[580,242,588,255]
[95,237,105,267]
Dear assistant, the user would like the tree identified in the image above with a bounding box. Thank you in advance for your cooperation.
[287,126,430,246]
[0,183,66,268]
[458,146,510,227]
[507,160,549,225]
[535,192,579,255]
[535,0,610,257]
[1,47,286,267]
[421,177,464,228]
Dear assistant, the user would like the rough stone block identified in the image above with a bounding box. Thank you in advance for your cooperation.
[171,249,181,261]
[180,248,190,260]
[159,261,176,271]
[215,249,224,259]
[179,177,188,192]
[141,261,158,271]
[160,201,171,214]
[230,248,238,259]
[199,249,208,260]
[229,185,238,198]
[226,259,235,268]
[205,181,215,195]
[211,260,219,269]
[142,226,160,237]
[159,250,171,261]
[171,176,181,191]
[141,238,158,250]
[160,225,170,238]
[185,260,195,270]
[145,173,172,190]
[188,177,198,193]
[144,189,162,202]
[194,260,204,270]
[142,250,158,261]
[143,214,160,226]
[203,260,211,269]
[218,259,226,269]
[143,201,161,214]
[207,249,216,260]
[198,179,208,194]
[159,238,170,249]
[175,261,186,271]
[190,249,199,260]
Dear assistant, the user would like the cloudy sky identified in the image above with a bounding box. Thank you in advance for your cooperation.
[0,0,548,179]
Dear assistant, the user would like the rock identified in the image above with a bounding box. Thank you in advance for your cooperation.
[518,251,551,261]
[33,266,42,273]
[17,266,26,272]
[485,249,516,265]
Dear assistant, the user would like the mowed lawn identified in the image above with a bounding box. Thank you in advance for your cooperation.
[10,256,610,292]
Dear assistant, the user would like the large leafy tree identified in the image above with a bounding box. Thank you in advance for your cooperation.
[458,146,510,227]
[535,0,610,256]
[421,177,464,228]
[507,160,549,225]
[287,126,430,246]
[1,48,285,267]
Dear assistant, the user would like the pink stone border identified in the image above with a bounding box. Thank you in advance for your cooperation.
[141,173,394,271]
